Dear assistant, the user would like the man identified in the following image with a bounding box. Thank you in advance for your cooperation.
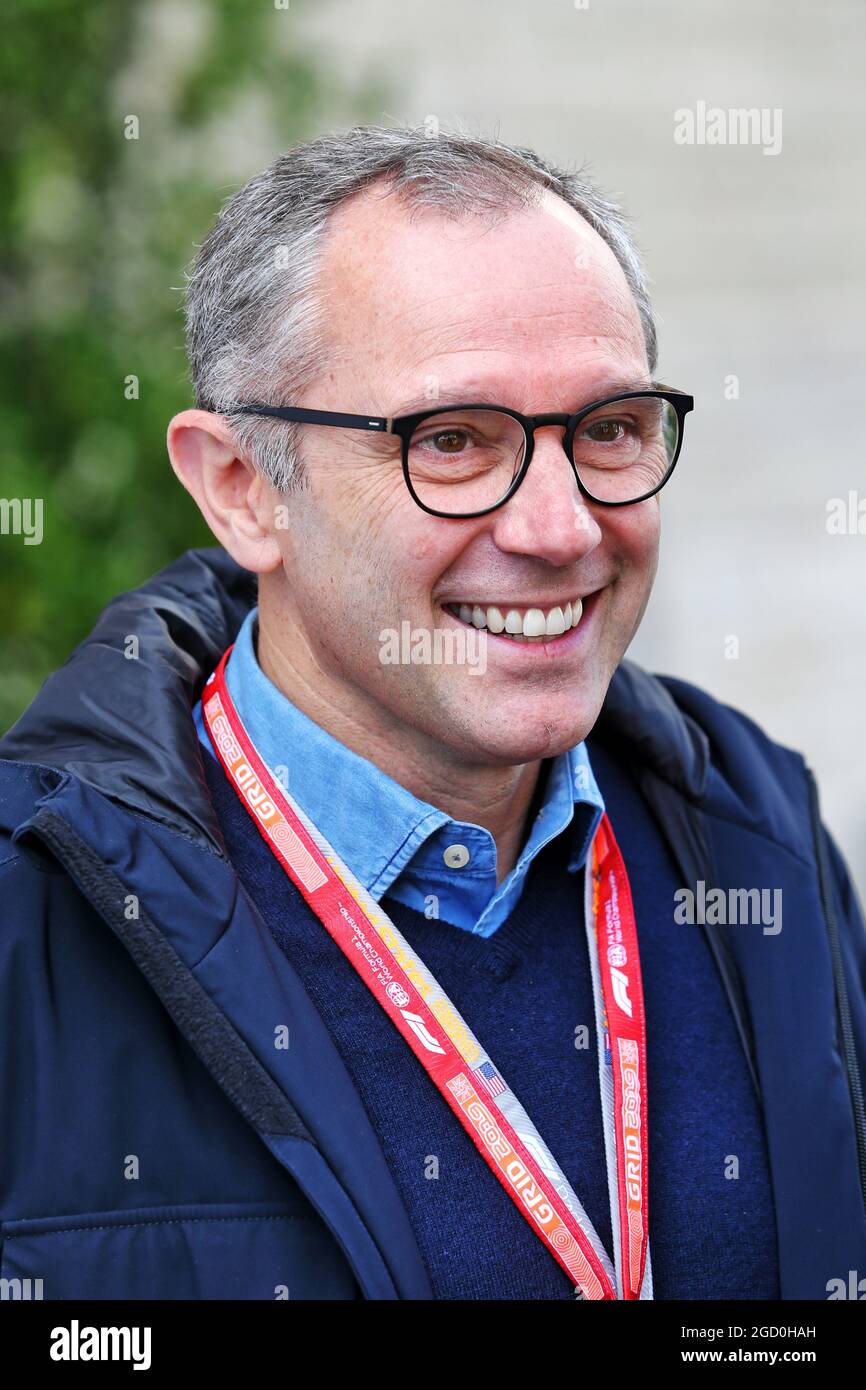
[1,126,864,1302]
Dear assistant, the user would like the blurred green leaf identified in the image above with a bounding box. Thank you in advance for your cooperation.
[0,0,388,732]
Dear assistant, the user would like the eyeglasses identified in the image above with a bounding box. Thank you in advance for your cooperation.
[232,387,694,518]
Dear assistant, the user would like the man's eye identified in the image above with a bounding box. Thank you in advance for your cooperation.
[430,429,471,453]
[584,419,627,443]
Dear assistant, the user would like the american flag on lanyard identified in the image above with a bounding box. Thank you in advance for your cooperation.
[475,1060,506,1099]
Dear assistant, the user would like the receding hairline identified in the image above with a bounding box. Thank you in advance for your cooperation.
[321,163,559,244]
[314,174,643,351]
[182,124,658,490]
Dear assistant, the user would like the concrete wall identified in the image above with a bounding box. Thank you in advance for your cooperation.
[297,0,866,897]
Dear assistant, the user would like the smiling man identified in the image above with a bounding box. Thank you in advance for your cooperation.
[1,126,865,1303]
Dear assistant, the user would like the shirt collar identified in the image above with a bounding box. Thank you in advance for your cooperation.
[223,607,604,901]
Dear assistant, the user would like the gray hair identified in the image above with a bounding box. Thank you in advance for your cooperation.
[184,123,658,491]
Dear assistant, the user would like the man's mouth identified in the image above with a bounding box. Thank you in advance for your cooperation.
[442,595,589,644]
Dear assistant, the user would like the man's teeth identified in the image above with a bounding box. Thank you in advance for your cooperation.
[451,599,585,641]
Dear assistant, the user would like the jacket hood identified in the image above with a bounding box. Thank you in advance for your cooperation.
[0,547,711,855]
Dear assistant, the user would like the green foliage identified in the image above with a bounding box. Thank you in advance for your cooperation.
[0,0,386,731]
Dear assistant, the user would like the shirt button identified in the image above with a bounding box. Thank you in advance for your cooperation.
[443,843,470,869]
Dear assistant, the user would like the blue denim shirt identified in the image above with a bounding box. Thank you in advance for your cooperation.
[194,608,604,936]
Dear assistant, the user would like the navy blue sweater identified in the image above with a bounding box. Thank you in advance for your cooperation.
[202,734,779,1300]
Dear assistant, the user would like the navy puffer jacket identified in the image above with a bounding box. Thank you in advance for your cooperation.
[1,548,864,1299]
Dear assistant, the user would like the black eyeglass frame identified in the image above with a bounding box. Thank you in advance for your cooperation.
[231,387,694,519]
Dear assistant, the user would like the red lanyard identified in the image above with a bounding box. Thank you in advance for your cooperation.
[203,646,650,1300]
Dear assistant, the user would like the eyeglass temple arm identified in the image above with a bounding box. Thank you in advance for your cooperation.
[233,404,392,432]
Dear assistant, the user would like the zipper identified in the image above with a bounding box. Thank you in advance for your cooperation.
[806,766,866,1212]
[18,803,405,1299]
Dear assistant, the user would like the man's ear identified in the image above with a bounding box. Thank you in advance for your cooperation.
[167,409,282,574]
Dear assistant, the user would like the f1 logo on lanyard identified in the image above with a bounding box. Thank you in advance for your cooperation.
[586,817,651,1299]
[203,647,651,1300]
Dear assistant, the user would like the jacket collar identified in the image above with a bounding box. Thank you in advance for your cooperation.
[0,546,711,847]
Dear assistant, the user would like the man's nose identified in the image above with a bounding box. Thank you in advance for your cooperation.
[489,425,603,564]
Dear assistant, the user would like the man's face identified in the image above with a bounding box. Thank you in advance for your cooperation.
[265,185,659,768]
